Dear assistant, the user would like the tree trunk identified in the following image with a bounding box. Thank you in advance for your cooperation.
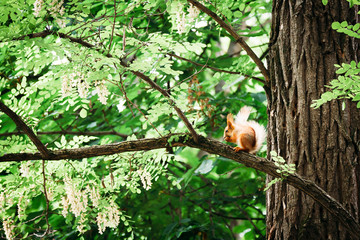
[266,0,360,239]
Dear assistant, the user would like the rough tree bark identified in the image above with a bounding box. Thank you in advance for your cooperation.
[266,0,360,239]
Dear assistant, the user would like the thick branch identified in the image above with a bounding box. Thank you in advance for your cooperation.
[0,101,50,158]
[187,0,270,83]
[0,134,359,238]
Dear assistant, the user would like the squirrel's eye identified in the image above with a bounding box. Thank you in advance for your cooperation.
[225,130,228,133]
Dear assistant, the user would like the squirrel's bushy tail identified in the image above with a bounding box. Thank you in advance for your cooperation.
[248,120,266,154]
[235,106,252,125]
[235,106,266,153]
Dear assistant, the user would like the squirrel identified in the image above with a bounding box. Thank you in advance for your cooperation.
[223,106,266,154]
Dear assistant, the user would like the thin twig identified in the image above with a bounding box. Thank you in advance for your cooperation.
[115,80,163,137]
[167,53,265,84]
[187,0,270,83]
[108,0,117,54]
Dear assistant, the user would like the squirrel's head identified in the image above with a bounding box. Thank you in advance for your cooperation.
[223,113,236,143]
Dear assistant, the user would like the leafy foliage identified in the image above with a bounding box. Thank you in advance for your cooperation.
[314,2,360,108]
[264,151,296,191]
[312,61,360,109]
[0,0,269,239]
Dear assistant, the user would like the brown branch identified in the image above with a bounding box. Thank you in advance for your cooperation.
[108,0,117,54]
[0,101,50,158]
[0,134,359,238]
[0,130,129,138]
[167,53,265,84]
[187,0,270,83]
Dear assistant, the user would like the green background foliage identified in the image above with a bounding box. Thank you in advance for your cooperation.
[0,0,270,239]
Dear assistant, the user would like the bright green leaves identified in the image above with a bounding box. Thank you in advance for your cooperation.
[312,61,360,108]
[331,21,360,38]
[270,151,296,176]
[347,0,360,7]
[54,135,97,149]
[315,3,360,109]
[264,151,296,191]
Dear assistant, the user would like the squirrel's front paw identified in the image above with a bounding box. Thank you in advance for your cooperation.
[233,147,243,152]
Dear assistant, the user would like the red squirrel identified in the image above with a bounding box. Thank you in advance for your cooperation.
[223,106,266,154]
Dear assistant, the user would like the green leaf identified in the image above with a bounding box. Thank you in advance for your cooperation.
[340,21,348,27]
[353,94,360,101]
[336,68,347,74]
[352,23,360,32]
[194,159,214,174]
[233,11,243,18]
[270,151,277,157]
[332,22,341,30]
[179,83,188,90]
[79,108,87,118]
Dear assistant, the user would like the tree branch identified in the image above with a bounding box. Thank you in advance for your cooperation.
[187,0,270,83]
[0,134,359,238]
[0,101,50,158]
[167,53,265,84]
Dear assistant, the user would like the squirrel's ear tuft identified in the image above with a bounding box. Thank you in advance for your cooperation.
[227,113,234,128]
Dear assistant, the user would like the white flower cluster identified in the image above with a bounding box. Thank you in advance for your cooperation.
[61,72,89,99]
[77,213,87,233]
[47,187,54,201]
[0,193,15,240]
[95,80,110,105]
[2,217,15,240]
[0,192,4,208]
[62,179,109,233]
[137,169,152,190]
[17,194,26,220]
[96,202,120,235]
[62,76,111,105]
[188,3,200,21]
[175,3,200,34]
[86,185,100,208]
[176,5,186,34]
[62,176,88,218]
[33,0,43,17]
[33,0,65,26]
[49,0,65,16]
[20,162,30,177]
